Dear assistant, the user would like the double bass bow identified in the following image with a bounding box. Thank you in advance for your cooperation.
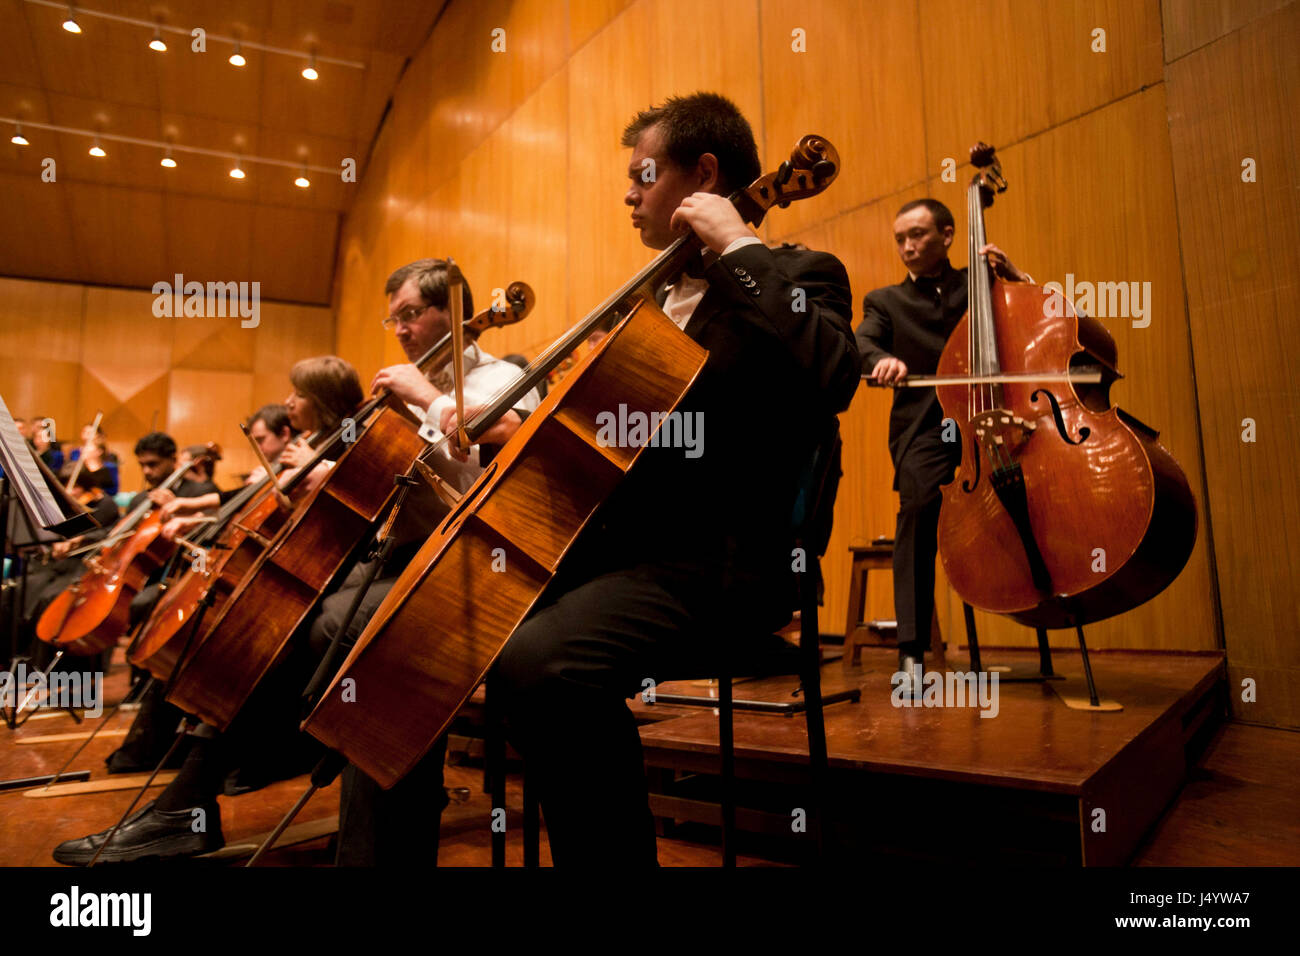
[934,143,1196,629]
[164,284,536,728]
[303,135,843,788]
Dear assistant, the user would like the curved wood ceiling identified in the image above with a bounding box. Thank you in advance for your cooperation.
[0,0,445,303]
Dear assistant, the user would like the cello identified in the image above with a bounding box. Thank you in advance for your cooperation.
[934,143,1196,629]
[36,444,220,657]
[164,284,536,728]
[303,135,842,788]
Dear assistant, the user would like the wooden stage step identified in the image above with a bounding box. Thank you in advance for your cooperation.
[632,646,1225,866]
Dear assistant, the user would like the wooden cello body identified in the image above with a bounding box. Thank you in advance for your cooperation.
[37,511,169,657]
[306,301,705,785]
[37,445,218,657]
[165,287,535,729]
[128,488,287,680]
[304,136,841,788]
[935,144,1196,629]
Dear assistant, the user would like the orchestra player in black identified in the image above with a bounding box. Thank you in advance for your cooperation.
[491,92,860,865]
[855,199,1028,684]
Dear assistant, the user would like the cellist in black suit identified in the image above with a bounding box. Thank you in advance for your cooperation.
[492,92,861,866]
[855,198,1029,686]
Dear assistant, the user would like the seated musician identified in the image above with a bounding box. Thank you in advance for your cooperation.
[104,373,361,776]
[489,92,860,865]
[57,265,538,866]
[27,416,63,471]
[68,423,120,497]
[855,199,1028,687]
[21,432,210,674]
[155,404,295,543]
[17,465,119,666]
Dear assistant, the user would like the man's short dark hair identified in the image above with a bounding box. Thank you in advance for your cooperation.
[620,92,762,194]
[384,259,474,318]
[248,403,292,436]
[134,431,176,459]
[897,198,955,233]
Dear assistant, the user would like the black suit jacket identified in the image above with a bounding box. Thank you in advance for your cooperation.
[855,259,967,471]
[587,241,860,626]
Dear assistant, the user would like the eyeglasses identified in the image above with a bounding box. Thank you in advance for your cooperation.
[381,303,431,330]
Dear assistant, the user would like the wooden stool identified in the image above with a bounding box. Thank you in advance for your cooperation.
[842,538,943,667]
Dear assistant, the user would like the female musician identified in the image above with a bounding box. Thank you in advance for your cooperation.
[155,362,360,544]
[103,368,362,776]
[68,424,120,497]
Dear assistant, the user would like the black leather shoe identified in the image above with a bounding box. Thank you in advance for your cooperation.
[52,800,223,865]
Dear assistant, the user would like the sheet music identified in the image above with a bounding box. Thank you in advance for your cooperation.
[0,394,69,530]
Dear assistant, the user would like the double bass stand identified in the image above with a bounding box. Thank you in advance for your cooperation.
[961,600,1120,712]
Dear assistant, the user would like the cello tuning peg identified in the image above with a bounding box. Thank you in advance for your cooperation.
[811,159,836,181]
[774,161,793,187]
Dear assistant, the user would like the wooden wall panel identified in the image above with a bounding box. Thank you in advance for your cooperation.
[1161,0,1292,60]
[168,369,256,488]
[1166,1,1300,727]
[761,0,926,238]
[565,1,656,328]
[919,0,1162,176]
[0,277,332,495]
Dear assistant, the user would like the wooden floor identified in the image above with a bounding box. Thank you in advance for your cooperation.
[0,646,1295,867]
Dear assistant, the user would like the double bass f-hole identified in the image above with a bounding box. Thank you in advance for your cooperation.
[1031,388,1091,446]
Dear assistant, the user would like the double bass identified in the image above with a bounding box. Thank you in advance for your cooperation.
[934,143,1196,629]
[303,136,843,787]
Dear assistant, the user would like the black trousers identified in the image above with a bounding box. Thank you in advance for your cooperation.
[308,561,450,867]
[492,560,782,867]
[892,426,962,658]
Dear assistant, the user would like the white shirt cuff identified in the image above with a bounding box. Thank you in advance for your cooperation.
[721,235,763,257]
[419,394,456,444]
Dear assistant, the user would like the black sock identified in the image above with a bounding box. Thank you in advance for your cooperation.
[153,732,227,811]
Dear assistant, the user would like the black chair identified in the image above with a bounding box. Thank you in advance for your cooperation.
[645,417,859,864]
[488,417,856,867]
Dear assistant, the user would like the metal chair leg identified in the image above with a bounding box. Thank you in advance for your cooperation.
[719,670,735,867]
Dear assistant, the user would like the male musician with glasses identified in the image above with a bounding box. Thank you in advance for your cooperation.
[857,199,1028,690]
[490,92,861,865]
[52,260,538,866]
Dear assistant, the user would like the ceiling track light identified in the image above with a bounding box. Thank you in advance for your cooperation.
[149,24,166,52]
[301,52,318,81]
[229,42,245,67]
[62,4,80,33]
[160,144,176,168]
[229,157,245,179]
[294,167,310,188]
[2,116,345,180]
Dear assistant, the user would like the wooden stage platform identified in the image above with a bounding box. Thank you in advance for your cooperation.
[0,644,1232,867]
[631,645,1226,866]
